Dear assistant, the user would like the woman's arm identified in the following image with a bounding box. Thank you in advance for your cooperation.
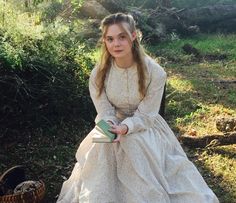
[89,67,119,124]
[121,59,167,135]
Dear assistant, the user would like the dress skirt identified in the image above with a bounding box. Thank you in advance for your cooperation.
[57,115,219,203]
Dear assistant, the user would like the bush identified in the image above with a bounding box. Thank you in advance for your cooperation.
[0,4,96,141]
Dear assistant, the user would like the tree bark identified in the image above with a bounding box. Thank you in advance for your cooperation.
[128,4,236,42]
[160,0,171,8]
[179,132,236,148]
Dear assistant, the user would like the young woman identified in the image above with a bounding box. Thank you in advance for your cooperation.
[57,13,219,203]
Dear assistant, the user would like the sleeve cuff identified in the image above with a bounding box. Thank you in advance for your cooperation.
[121,118,134,135]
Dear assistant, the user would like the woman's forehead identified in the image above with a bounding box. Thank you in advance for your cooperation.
[105,23,130,37]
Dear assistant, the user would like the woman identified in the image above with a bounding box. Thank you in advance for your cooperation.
[57,13,219,203]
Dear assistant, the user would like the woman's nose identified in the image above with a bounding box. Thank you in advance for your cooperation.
[114,39,121,46]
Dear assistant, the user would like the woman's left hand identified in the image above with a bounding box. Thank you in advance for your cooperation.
[110,124,128,143]
[110,124,128,135]
[113,134,122,143]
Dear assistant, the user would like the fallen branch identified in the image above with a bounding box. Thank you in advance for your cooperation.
[216,80,236,84]
[179,132,236,148]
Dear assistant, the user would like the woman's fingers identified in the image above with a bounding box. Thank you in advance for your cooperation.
[113,134,121,143]
[109,125,119,133]
[109,124,128,135]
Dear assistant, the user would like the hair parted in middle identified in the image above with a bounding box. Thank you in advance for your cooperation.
[95,13,147,98]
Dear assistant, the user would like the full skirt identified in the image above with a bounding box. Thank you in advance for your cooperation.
[57,115,219,203]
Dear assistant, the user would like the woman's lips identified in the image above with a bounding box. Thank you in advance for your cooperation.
[114,50,123,53]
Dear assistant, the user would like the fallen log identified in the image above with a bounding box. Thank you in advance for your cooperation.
[215,80,236,84]
[128,4,236,42]
[179,132,236,148]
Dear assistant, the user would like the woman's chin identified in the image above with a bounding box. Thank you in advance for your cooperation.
[112,53,125,58]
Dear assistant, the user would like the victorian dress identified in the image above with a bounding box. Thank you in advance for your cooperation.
[57,56,219,203]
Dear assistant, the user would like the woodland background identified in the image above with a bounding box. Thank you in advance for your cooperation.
[0,0,235,202]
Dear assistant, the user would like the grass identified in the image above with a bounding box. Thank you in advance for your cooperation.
[0,33,236,203]
[148,33,236,61]
[184,145,236,203]
[0,120,92,202]
[150,33,236,202]
[165,62,236,135]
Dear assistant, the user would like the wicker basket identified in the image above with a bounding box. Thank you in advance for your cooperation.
[0,166,45,203]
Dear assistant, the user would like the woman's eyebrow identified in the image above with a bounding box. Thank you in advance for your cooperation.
[118,32,127,35]
[106,32,127,38]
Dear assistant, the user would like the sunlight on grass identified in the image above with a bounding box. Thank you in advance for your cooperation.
[168,76,194,93]
[199,61,236,80]
[161,34,236,202]
[191,145,236,202]
[175,104,236,135]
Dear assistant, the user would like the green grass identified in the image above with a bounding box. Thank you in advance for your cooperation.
[153,33,236,202]
[185,145,236,203]
[165,61,236,135]
[147,34,236,61]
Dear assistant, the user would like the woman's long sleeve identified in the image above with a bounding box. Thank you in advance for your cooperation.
[121,61,167,135]
[89,68,119,124]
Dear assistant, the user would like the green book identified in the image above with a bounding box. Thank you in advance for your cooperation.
[92,119,117,143]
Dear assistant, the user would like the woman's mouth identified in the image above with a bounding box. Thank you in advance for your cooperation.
[114,50,123,53]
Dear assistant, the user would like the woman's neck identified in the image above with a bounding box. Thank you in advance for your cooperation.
[114,55,135,69]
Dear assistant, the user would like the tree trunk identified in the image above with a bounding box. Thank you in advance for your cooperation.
[159,4,236,33]
[160,0,171,8]
[128,4,236,42]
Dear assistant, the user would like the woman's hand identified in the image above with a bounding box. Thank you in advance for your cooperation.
[110,124,128,135]
[109,124,128,143]
[113,134,121,143]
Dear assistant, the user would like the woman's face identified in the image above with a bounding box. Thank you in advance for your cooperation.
[104,23,136,59]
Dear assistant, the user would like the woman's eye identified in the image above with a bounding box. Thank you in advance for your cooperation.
[106,38,113,42]
[119,35,126,40]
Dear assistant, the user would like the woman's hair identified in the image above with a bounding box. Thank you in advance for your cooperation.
[96,13,147,98]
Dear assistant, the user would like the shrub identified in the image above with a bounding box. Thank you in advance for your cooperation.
[0,3,96,141]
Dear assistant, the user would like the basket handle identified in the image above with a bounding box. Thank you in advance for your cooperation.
[23,164,42,182]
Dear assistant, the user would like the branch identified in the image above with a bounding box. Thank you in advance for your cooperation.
[179,132,236,148]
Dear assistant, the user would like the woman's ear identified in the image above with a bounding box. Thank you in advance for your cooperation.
[132,32,137,41]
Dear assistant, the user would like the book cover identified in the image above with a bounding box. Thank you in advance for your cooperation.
[92,119,117,143]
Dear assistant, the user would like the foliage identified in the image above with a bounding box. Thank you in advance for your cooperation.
[0,1,96,141]
[39,1,64,23]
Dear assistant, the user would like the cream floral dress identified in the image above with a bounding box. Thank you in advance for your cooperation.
[57,56,219,203]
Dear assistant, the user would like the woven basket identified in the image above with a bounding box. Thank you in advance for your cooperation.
[0,180,45,203]
[0,166,45,203]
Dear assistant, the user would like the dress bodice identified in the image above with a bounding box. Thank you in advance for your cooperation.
[89,56,167,134]
[105,61,142,121]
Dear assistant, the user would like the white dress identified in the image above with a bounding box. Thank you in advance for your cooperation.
[57,56,219,203]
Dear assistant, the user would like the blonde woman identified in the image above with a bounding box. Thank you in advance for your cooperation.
[57,13,219,203]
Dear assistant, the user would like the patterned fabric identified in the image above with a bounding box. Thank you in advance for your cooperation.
[57,56,219,203]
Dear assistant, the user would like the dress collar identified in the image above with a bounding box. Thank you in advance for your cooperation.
[112,60,137,72]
